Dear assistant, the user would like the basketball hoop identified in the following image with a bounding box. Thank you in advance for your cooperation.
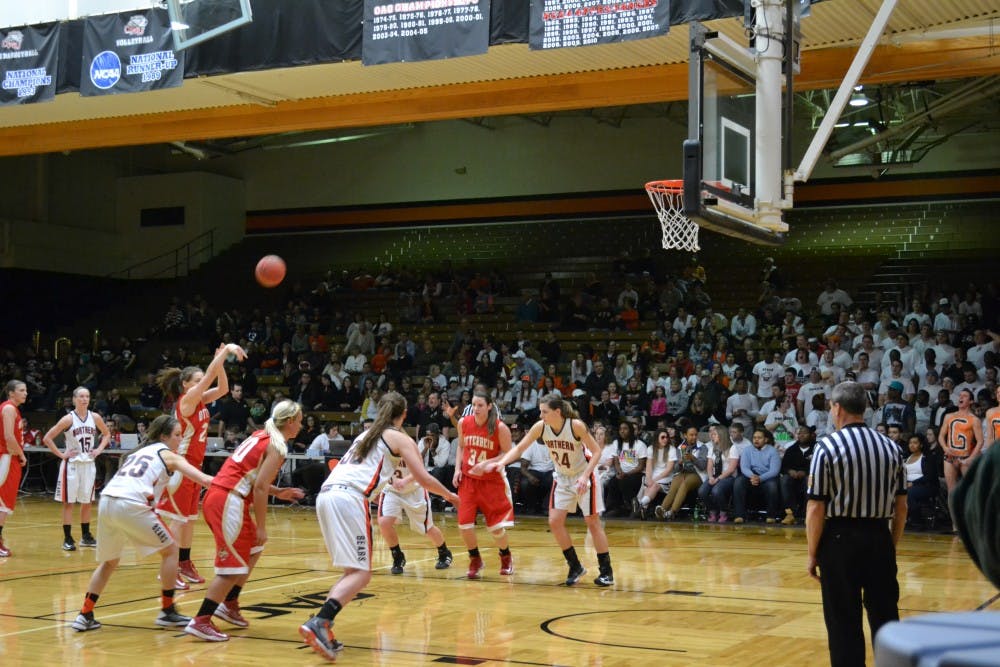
[645,180,700,252]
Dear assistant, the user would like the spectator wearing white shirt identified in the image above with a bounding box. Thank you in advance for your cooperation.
[791,348,817,383]
[878,360,915,404]
[933,298,958,334]
[798,369,829,422]
[784,335,818,367]
[911,322,936,359]
[343,345,367,373]
[966,330,999,369]
[920,369,944,401]
[815,348,842,379]
[902,299,931,330]
[730,308,757,343]
[957,291,983,320]
[880,333,918,378]
[673,307,695,339]
[753,351,785,401]
[817,280,853,322]
[825,336,854,371]
[953,364,985,404]
[725,378,759,430]
[305,423,341,458]
[914,348,943,389]
[931,330,956,368]
[853,352,881,391]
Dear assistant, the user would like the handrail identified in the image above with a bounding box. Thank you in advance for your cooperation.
[108,228,216,279]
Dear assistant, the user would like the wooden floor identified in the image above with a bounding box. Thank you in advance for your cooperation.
[0,496,995,666]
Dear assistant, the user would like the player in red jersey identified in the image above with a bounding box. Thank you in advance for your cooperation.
[155,343,245,589]
[0,380,28,557]
[453,391,514,579]
[184,399,305,642]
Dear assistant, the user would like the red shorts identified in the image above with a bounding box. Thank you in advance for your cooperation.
[0,454,22,514]
[202,486,262,575]
[457,473,514,531]
[156,474,201,522]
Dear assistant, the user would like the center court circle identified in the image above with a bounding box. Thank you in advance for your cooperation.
[541,608,773,652]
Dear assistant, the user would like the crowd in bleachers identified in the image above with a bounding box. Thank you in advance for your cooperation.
[4,254,999,531]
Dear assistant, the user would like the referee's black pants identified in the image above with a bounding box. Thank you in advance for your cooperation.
[818,518,899,667]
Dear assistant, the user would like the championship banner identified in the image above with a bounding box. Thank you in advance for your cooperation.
[363,0,490,66]
[529,0,669,50]
[80,8,184,97]
[0,23,60,106]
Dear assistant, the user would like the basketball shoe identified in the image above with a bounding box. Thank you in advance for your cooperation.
[299,615,344,661]
[594,568,614,587]
[62,538,76,552]
[178,559,206,584]
[499,552,514,576]
[467,555,484,579]
[156,606,192,627]
[184,615,229,642]
[435,548,453,570]
[79,534,97,548]
[565,563,587,586]
[214,601,250,628]
[390,551,406,575]
[71,614,102,632]
[0,539,10,557]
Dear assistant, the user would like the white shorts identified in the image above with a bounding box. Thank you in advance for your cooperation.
[378,488,434,535]
[552,470,604,517]
[55,459,96,504]
[96,495,174,562]
[316,485,374,571]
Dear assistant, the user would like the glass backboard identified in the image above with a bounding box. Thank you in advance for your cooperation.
[166,0,252,51]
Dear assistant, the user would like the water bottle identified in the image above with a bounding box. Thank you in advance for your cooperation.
[693,504,702,522]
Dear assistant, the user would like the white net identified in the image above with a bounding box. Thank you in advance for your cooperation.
[645,181,700,252]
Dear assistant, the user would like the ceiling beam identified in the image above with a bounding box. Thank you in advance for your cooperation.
[0,38,996,157]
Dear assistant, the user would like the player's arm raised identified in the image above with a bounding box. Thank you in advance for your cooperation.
[387,430,459,506]
[41,414,73,460]
[161,449,213,488]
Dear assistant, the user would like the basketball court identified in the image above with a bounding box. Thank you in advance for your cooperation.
[0,498,994,665]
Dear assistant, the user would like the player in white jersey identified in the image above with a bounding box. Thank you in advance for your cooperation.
[42,387,110,552]
[300,392,459,662]
[378,433,454,575]
[474,395,614,587]
[70,414,214,633]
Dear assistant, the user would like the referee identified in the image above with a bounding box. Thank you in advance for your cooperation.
[806,381,907,667]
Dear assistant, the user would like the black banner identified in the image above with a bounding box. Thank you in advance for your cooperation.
[80,9,184,97]
[0,24,60,106]
[529,0,669,50]
[363,0,491,66]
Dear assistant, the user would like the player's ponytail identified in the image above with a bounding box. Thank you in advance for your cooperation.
[541,394,577,420]
[355,391,407,461]
[156,365,202,400]
[265,399,301,458]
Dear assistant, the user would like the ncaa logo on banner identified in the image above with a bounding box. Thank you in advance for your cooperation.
[90,50,121,90]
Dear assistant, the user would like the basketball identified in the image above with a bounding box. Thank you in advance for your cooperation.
[255,255,286,288]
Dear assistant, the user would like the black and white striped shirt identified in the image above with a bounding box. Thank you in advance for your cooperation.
[807,422,906,519]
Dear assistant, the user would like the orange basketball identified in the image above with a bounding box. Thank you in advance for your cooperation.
[255,254,286,288]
